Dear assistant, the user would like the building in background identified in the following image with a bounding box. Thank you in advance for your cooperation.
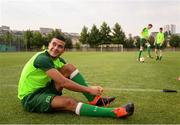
[39,27,54,35]
[164,24,176,35]
[0,25,10,31]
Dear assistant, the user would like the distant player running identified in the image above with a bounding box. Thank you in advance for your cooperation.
[138,24,153,61]
[155,27,165,61]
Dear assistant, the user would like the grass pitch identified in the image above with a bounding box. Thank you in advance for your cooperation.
[0,51,180,124]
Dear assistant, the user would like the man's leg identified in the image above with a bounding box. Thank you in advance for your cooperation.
[155,48,159,60]
[155,44,159,60]
[138,39,145,61]
[138,46,143,61]
[51,96,134,118]
[147,46,152,58]
[159,50,163,60]
[146,43,153,58]
[59,64,115,106]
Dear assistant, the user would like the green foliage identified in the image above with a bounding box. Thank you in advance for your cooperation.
[111,22,126,45]
[75,42,81,49]
[169,34,180,47]
[3,31,13,45]
[80,22,126,47]
[79,26,89,44]
[0,29,73,51]
[125,35,135,48]
[88,24,101,47]
[134,36,141,48]
[32,31,43,48]
[24,30,33,50]
[99,22,111,44]
[65,37,73,49]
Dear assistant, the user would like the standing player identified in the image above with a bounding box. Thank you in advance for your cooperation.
[155,27,165,60]
[18,35,134,119]
[138,24,153,61]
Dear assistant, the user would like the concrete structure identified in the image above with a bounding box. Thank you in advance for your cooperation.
[64,32,80,45]
[164,24,176,34]
[0,25,10,31]
[39,27,54,35]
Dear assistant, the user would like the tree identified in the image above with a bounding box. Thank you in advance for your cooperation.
[24,30,33,51]
[43,29,65,47]
[4,31,13,47]
[79,26,89,44]
[65,37,73,49]
[111,23,126,45]
[134,36,141,48]
[169,34,180,48]
[125,34,135,48]
[51,29,63,37]
[99,22,111,44]
[32,31,43,48]
[88,24,101,47]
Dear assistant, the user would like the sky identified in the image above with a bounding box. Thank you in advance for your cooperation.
[0,0,180,36]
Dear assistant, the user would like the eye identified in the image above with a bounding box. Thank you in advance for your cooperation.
[58,45,64,49]
[52,42,56,46]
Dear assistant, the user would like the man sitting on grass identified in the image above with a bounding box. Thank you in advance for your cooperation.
[18,35,134,119]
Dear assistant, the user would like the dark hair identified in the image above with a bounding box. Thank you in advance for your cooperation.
[160,27,163,30]
[54,35,66,42]
[148,24,153,27]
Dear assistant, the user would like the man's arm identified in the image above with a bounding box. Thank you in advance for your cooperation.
[46,68,102,96]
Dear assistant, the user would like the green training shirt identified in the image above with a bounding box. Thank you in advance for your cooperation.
[156,32,164,44]
[18,50,66,100]
[141,28,149,40]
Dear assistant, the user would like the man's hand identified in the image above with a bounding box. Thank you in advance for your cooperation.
[89,86,104,96]
[160,43,163,47]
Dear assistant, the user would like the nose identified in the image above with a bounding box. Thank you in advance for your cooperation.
[54,45,59,50]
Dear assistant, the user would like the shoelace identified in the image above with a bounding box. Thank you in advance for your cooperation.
[100,96,110,107]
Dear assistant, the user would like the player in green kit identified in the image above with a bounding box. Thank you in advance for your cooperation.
[155,27,165,60]
[138,24,153,61]
[18,35,134,119]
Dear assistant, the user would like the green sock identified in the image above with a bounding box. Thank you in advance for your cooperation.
[147,47,151,57]
[79,103,116,118]
[71,72,95,101]
[138,50,142,59]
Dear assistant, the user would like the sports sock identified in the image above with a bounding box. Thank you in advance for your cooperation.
[138,50,142,59]
[70,69,95,101]
[75,102,116,118]
[147,47,152,57]
[156,56,159,60]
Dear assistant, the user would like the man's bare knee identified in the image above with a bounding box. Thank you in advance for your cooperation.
[65,98,77,109]
[51,96,77,112]
[59,64,77,78]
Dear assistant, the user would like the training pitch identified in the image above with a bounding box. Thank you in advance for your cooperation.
[0,51,180,124]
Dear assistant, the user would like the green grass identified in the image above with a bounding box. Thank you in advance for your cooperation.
[0,51,180,124]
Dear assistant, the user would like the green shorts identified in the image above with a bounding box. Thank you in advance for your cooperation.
[21,81,62,113]
[155,43,162,50]
[140,38,147,47]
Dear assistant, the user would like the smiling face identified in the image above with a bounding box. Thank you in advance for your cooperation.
[48,38,65,58]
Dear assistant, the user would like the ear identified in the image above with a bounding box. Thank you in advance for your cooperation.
[47,42,51,50]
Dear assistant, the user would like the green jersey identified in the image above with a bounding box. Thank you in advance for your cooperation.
[156,32,164,44]
[141,28,149,40]
[18,50,66,100]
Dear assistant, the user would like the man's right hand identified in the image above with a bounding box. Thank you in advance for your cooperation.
[89,86,104,96]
